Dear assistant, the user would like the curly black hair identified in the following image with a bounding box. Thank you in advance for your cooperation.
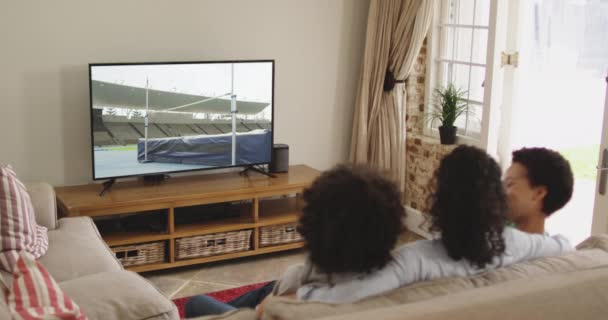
[429,145,507,269]
[297,164,405,275]
[512,147,574,216]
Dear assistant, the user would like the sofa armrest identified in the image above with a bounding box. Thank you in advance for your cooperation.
[26,182,58,230]
[60,271,179,320]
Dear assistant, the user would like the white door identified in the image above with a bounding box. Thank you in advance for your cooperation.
[479,0,507,158]
[499,0,608,243]
[592,77,608,235]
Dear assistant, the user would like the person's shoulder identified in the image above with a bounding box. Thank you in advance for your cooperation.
[502,226,573,252]
[394,238,432,250]
[502,226,540,246]
[502,226,563,241]
[502,225,519,238]
[393,238,441,259]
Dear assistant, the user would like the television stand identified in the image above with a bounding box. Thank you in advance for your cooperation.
[55,165,319,273]
[99,178,116,197]
[239,165,276,178]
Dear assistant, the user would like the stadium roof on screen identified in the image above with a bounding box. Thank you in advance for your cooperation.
[91,80,270,115]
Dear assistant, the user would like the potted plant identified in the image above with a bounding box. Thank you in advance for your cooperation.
[426,83,470,145]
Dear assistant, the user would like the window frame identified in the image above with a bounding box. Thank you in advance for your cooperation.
[424,0,494,146]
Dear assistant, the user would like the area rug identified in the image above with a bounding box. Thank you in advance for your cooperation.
[173,281,270,319]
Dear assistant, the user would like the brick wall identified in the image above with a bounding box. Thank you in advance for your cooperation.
[405,136,456,211]
[403,41,456,212]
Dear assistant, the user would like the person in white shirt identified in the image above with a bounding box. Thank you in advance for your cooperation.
[292,145,572,303]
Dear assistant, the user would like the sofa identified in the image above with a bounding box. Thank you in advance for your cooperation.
[0,183,179,320]
[195,234,608,320]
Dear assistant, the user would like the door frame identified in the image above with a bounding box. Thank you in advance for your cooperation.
[592,76,608,235]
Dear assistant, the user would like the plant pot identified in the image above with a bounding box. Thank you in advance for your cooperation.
[438,125,457,145]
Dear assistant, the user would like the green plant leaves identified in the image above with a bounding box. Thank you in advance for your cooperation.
[425,83,473,127]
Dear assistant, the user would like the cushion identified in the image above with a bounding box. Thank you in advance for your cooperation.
[263,234,608,320]
[0,165,49,272]
[25,182,58,230]
[0,273,11,320]
[0,301,9,320]
[60,270,178,320]
[39,217,122,282]
[576,233,608,251]
[3,252,86,320]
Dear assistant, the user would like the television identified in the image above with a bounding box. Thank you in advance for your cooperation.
[89,60,274,181]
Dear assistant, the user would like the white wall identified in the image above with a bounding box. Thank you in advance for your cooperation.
[0,0,369,186]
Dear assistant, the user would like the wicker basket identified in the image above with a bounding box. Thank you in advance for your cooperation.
[176,229,253,260]
[260,223,303,247]
[112,241,166,267]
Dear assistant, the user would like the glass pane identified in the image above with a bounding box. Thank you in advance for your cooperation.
[436,61,451,88]
[453,111,467,130]
[472,29,488,64]
[448,0,475,25]
[466,104,482,134]
[468,66,486,102]
[445,27,472,62]
[474,0,491,26]
[454,104,481,136]
[436,64,483,105]
[450,64,470,95]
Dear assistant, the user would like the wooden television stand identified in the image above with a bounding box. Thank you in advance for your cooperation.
[55,165,319,273]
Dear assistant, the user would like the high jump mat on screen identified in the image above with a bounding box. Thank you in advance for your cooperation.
[137,129,271,166]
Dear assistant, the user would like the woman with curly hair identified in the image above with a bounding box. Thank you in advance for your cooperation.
[428,144,508,269]
[185,164,406,317]
[296,145,572,303]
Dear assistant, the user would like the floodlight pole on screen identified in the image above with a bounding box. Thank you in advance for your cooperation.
[231,63,237,166]
[144,77,150,162]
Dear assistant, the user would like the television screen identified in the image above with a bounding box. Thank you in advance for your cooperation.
[89,60,274,180]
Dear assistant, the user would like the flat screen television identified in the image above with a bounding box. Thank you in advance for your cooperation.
[89,60,274,180]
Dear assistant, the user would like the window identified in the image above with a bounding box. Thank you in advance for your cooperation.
[427,0,492,140]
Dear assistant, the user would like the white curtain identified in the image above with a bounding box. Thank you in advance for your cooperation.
[350,0,433,193]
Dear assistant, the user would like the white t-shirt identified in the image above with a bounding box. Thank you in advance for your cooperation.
[295,227,572,303]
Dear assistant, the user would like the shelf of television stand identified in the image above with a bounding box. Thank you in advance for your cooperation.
[173,216,255,238]
[127,241,306,273]
[257,197,303,227]
[169,198,302,238]
[54,165,319,272]
[103,231,171,247]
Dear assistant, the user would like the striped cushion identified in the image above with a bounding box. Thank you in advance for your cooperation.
[0,165,49,272]
[4,252,87,320]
